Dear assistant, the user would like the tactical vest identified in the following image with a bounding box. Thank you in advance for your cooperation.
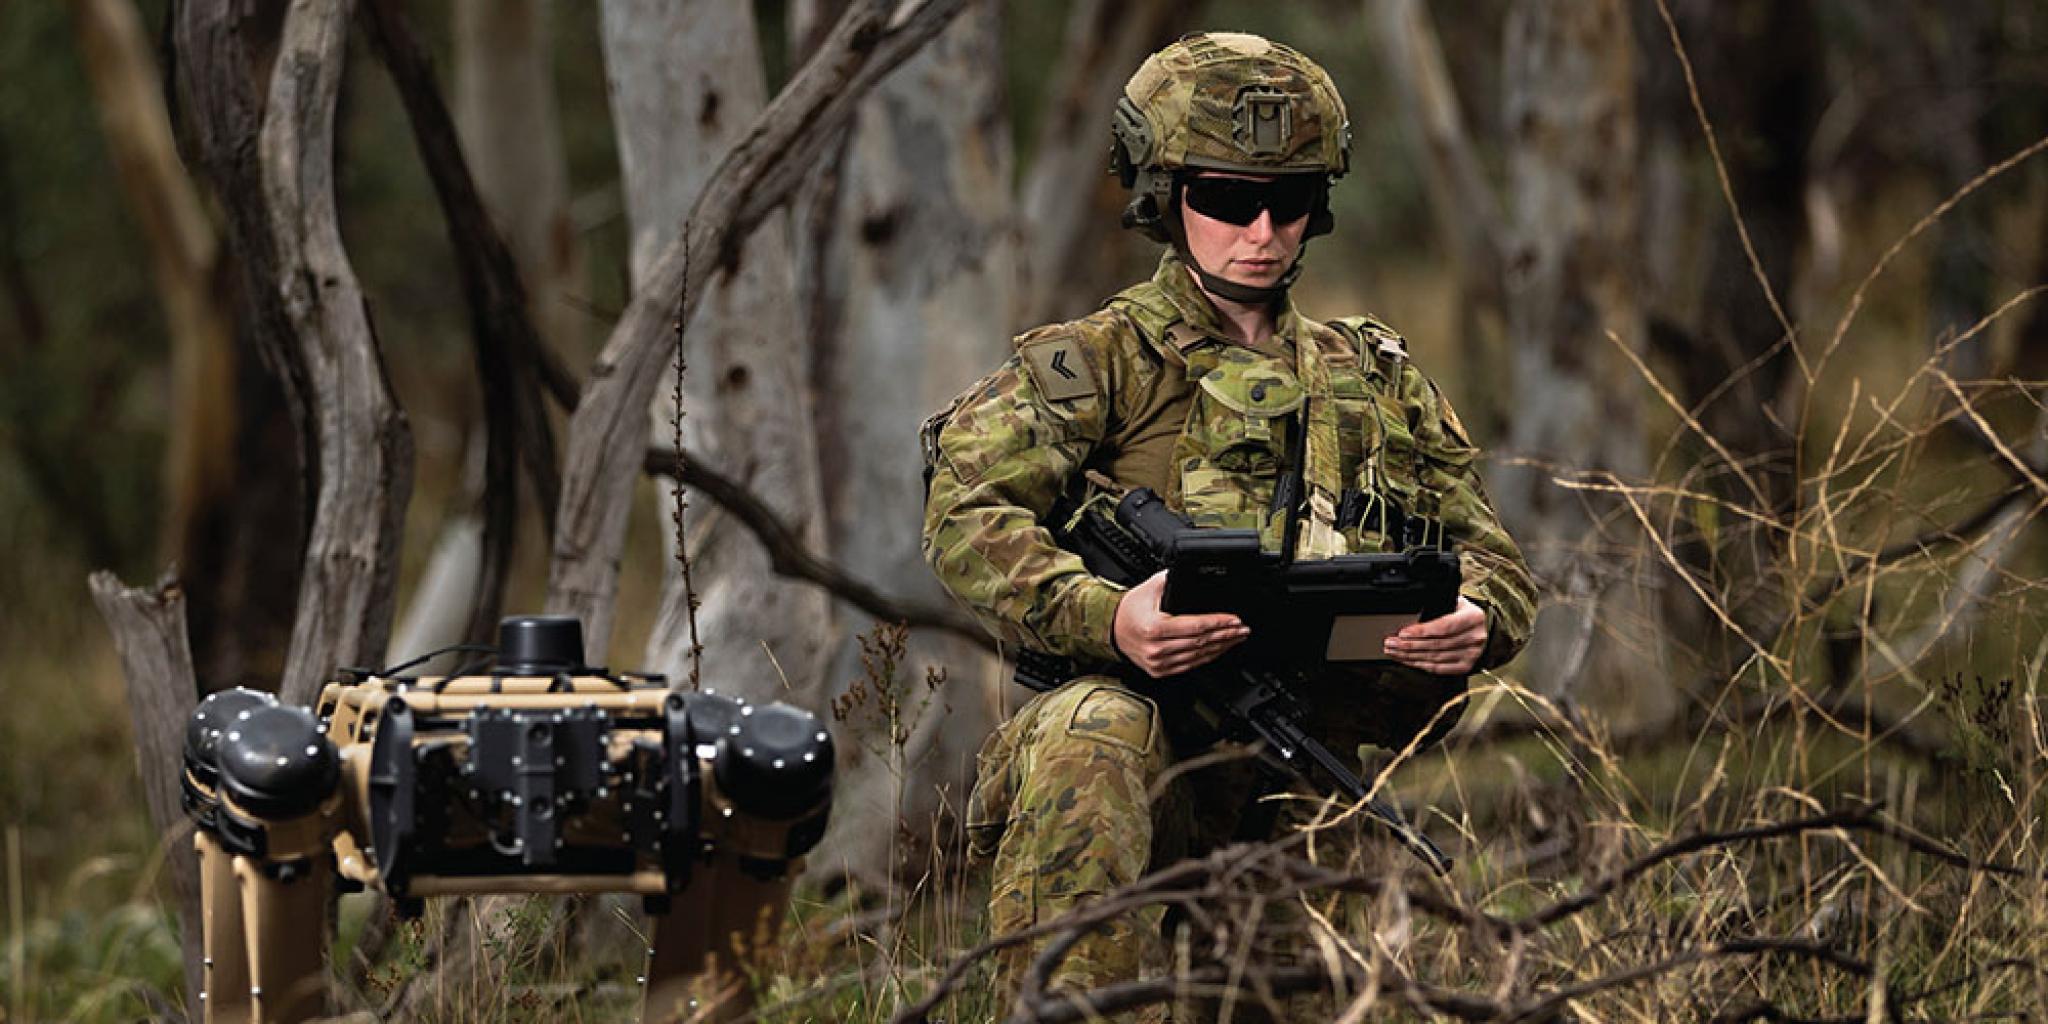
[1104,282,1445,560]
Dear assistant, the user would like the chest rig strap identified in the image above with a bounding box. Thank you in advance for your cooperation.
[1290,323,1349,559]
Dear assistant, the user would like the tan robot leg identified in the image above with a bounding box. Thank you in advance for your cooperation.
[197,832,253,1024]
[641,865,792,1024]
[232,855,332,1023]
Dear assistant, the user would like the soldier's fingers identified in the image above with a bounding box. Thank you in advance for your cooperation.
[1398,607,1483,640]
[1153,612,1246,640]
[1389,642,1479,672]
[1152,629,1244,660]
[1165,647,1229,675]
[1385,632,1480,655]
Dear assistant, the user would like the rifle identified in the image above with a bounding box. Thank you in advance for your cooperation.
[1019,484,1460,875]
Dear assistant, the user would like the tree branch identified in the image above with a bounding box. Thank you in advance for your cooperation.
[361,0,565,643]
[546,0,967,660]
[642,445,993,651]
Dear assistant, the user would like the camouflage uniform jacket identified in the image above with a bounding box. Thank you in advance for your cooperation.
[921,252,1536,675]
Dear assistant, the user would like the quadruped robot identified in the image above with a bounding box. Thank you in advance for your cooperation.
[179,616,834,1023]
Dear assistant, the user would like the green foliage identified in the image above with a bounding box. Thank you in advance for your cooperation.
[2,902,182,1022]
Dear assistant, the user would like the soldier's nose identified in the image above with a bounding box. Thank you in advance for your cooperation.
[1244,209,1275,243]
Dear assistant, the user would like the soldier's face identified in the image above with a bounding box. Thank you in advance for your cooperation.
[1178,171,1311,290]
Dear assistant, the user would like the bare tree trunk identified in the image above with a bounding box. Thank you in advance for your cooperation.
[1494,0,1664,723]
[88,571,203,1020]
[809,0,1012,884]
[542,0,968,660]
[1368,0,1506,315]
[1646,0,1819,684]
[598,0,833,698]
[153,1,309,696]
[1367,0,1512,434]
[1016,0,1182,326]
[454,0,581,356]
[262,0,414,704]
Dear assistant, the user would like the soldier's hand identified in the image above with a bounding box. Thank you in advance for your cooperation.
[1112,571,1250,678]
[1384,596,1488,676]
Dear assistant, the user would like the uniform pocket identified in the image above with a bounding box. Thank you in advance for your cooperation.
[1178,349,1303,530]
[965,723,1018,860]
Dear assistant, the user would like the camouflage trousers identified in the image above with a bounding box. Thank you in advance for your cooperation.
[967,676,1412,1023]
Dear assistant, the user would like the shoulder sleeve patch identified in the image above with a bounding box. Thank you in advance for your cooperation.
[1018,333,1098,402]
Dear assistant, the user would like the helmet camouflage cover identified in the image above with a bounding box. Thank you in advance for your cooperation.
[1113,32,1351,242]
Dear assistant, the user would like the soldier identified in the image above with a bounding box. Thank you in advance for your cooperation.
[920,31,1538,1017]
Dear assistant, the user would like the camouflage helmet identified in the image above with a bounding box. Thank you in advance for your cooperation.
[1112,32,1351,244]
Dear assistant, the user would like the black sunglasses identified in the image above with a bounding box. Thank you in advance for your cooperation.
[1180,174,1322,227]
